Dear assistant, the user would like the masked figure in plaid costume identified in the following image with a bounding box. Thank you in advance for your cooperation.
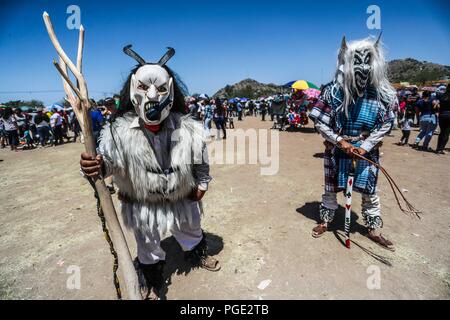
[309,35,398,250]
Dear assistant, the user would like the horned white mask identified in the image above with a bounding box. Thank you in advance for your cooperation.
[332,33,397,117]
[124,45,175,125]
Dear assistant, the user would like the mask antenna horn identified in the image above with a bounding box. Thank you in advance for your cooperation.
[374,31,383,48]
[123,44,146,66]
[158,47,175,66]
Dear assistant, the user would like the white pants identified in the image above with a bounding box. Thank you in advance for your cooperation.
[133,201,203,264]
[321,191,383,229]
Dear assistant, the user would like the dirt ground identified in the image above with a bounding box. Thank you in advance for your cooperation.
[1,116,449,300]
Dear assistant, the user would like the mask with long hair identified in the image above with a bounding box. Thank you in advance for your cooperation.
[331,34,397,117]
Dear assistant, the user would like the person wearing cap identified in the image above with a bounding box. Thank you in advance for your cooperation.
[103,97,117,122]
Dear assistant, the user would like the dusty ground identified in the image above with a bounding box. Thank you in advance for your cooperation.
[1,116,449,300]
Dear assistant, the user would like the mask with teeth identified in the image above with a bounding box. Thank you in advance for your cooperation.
[353,48,372,97]
[130,64,174,125]
[123,45,176,125]
[332,33,397,118]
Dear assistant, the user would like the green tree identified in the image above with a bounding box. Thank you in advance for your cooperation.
[2,99,44,108]
[3,100,22,108]
[28,99,45,108]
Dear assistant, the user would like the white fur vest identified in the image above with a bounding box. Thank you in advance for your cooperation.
[98,112,205,235]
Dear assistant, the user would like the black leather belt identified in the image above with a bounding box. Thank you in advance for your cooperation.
[147,167,179,175]
[118,188,178,203]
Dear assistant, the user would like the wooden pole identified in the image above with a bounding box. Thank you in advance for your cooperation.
[43,11,141,300]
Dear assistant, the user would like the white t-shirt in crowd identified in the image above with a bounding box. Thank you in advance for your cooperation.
[50,113,63,127]
[2,115,17,131]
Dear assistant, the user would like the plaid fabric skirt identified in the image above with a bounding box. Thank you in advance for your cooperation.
[324,143,380,195]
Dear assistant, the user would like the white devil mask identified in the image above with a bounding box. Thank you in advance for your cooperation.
[130,65,174,125]
[124,45,176,125]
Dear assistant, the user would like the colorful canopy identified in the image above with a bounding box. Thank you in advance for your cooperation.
[45,104,64,112]
[283,81,296,87]
[304,88,321,99]
[291,80,319,90]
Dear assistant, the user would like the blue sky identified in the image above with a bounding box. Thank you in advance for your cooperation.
[0,0,449,105]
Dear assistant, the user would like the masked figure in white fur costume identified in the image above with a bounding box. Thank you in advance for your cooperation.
[309,35,398,250]
[80,45,220,299]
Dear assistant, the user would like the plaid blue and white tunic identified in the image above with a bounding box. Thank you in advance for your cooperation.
[310,83,395,195]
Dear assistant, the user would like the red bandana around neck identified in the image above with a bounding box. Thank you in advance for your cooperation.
[144,123,161,133]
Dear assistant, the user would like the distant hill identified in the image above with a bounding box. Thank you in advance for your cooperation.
[212,78,287,99]
[212,59,450,99]
[388,58,450,84]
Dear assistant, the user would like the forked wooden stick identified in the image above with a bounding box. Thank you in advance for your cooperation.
[43,11,141,300]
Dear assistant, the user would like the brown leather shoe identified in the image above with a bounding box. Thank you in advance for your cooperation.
[185,232,221,272]
[312,223,328,238]
[367,232,395,251]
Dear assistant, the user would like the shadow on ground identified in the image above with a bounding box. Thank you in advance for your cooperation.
[285,127,317,134]
[296,202,392,266]
[159,231,224,299]
[296,201,365,235]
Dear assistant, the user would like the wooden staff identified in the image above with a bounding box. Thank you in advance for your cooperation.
[42,11,141,300]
